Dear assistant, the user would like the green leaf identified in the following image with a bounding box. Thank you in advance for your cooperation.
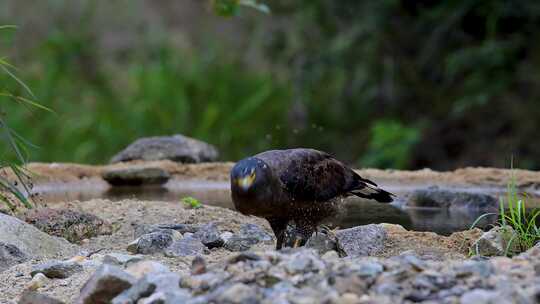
[212,0,240,17]
[181,196,202,209]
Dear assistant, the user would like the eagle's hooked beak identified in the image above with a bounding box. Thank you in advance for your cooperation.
[236,173,256,190]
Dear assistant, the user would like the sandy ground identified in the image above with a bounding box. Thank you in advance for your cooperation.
[0,198,481,303]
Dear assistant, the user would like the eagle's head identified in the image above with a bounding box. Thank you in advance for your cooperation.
[230,157,272,193]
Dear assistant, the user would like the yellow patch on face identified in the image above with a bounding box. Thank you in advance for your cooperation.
[237,171,256,189]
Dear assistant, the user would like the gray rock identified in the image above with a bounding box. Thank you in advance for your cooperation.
[164,236,206,257]
[518,241,540,259]
[110,134,219,163]
[0,242,28,272]
[134,224,200,239]
[0,213,76,259]
[26,273,49,291]
[214,283,258,304]
[281,249,325,274]
[76,264,136,304]
[305,232,338,254]
[406,187,498,210]
[103,253,144,267]
[125,261,170,279]
[392,253,427,271]
[460,289,499,304]
[373,282,403,296]
[194,222,223,249]
[238,223,273,243]
[22,208,112,244]
[472,226,520,256]
[191,256,207,275]
[112,272,184,304]
[138,290,192,304]
[180,271,230,293]
[102,166,170,186]
[127,230,180,254]
[228,252,262,264]
[321,250,339,261]
[453,260,493,278]
[18,291,65,304]
[220,231,234,243]
[31,260,83,279]
[335,224,387,257]
[221,224,271,252]
[284,256,312,274]
[355,261,384,278]
[223,235,260,252]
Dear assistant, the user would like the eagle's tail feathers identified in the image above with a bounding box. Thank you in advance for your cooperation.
[350,184,394,203]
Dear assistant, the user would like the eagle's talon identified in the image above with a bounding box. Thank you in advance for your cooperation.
[293,237,302,248]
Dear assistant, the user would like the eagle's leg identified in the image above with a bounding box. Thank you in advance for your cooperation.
[267,217,289,250]
[291,220,316,248]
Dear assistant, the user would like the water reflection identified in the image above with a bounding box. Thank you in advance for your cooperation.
[37,182,500,235]
[329,199,497,235]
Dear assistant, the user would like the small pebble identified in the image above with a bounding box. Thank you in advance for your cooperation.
[26,273,48,291]
[191,256,207,275]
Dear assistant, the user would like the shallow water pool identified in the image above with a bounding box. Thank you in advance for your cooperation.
[34,179,510,235]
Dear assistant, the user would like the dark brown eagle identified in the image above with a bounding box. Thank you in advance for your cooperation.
[230,148,394,249]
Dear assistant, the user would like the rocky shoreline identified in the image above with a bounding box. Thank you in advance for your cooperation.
[0,197,536,304]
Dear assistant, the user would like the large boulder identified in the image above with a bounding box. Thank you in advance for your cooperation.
[110,134,219,164]
[0,213,76,261]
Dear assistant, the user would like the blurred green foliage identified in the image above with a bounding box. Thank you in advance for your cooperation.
[2,1,540,170]
[361,121,420,169]
[263,0,540,169]
[1,31,290,163]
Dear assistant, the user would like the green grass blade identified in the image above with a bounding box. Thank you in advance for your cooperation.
[499,198,506,226]
[0,117,27,163]
[0,93,53,113]
[0,57,19,70]
[470,212,497,230]
[504,232,518,257]
[0,175,31,209]
[0,65,35,99]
